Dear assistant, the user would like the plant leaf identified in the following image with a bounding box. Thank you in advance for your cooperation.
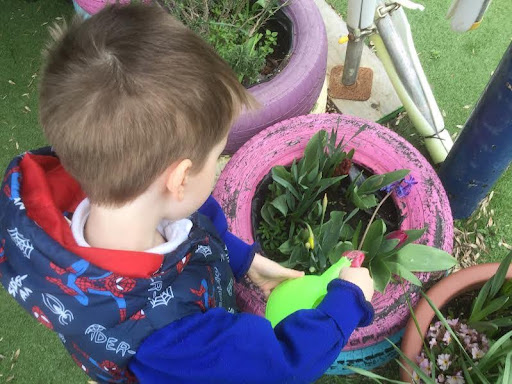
[320,211,346,254]
[343,366,406,383]
[387,261,422,286]
[477,329,512,373]
[271,166,300,199]
[352,220,363,249]
[371,258,391,292]
[270,194,288,217]
[489,251,512,298]
[395,244,457,272]
[470,321,499,335]
[358,169,410,195]
[470,296,509,323]
[260,203,277,225]
[503,351,512,384]
[379,238,400,254]
[470,279,492,322]
[362,219,386,260]
[278,240,294,255]
[328,241,354,265]
[402,228,427,246]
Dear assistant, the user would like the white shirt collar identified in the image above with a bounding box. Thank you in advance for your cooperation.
[70,198,193,255]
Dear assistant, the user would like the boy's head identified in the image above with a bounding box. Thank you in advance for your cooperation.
[39,4,257,209]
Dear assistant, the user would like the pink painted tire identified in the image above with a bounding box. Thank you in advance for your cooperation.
[213,113,453,351]
[74,0,138,15]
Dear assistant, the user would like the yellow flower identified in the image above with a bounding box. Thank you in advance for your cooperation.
[305,223,315,250]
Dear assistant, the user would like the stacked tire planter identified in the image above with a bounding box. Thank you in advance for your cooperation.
[72,0,328,154]
[213,113,454,374]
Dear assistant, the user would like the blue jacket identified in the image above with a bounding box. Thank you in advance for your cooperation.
[0,149,374,384]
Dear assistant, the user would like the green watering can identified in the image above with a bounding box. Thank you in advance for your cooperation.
[265,251,365,327]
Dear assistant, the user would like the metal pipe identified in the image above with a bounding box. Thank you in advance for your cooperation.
[342,31,365,86]
[438,43,512,219]
[375,12,436,128]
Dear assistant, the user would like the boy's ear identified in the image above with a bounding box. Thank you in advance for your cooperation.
[165,159,192,201]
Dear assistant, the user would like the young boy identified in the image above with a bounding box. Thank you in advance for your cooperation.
[0,4,374,383]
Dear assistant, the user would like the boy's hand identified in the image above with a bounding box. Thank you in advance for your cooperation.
[248,253,304,298]
[339,267,374,302]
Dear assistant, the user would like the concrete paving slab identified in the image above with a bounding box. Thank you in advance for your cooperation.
[314,0,402,121]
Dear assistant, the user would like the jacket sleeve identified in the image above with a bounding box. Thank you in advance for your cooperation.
[129,280,374,384]
[198,195,256,280]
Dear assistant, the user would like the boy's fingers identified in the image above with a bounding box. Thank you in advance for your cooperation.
[283,268,304,279]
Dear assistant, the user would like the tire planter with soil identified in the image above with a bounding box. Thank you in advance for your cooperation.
[72,0,328,154]
[399,263,512,383]
[213,113,454,373]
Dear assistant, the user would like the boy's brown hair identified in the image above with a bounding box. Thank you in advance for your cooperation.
[39,4,257,206]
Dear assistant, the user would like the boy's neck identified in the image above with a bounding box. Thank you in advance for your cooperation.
[85,197,166,252]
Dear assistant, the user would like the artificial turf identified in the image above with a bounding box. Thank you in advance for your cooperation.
[0,0,511,383]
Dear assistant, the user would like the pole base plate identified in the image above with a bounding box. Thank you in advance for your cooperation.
[328,65,373,101]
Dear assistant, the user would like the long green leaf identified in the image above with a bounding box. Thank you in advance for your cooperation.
[343,366,407,383]
[321,211,346,255]
[470,296,509,323]
[371,258,392,292]
[362,219,386,254]
[476,329,512,372]
[486,316,512,327]
[358,169,410,195]
[401,228,427,247]
[470,280,492,321]
[489,251,512,298]
[387,261,422,286]
[396,244,457,272]
[271,171,300,200]
[387,341,437,384]
[352,220,363,249]
[503,351,512,384]
[461,359,475,384]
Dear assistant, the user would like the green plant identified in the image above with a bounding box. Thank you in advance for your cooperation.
[344,252,512,384]
[257,126,457,292]
[468,251,512,337]
[257,124,365,272]
[159,0,285,85]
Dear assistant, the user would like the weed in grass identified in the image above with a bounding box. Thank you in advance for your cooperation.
[429,49,441,60]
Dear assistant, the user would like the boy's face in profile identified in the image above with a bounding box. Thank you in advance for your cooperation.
[177,135,228,218]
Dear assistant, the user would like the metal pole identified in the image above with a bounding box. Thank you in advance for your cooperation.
[342,29,364,86]
[438,43,512,219]
[375,13,436,129]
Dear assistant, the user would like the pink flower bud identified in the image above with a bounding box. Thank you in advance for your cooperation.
[386,230,408,247]
[342,250,365,267]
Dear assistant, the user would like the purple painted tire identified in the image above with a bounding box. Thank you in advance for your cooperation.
[73,0,328,154]
[226,0,328,153]
[213,113,454,351]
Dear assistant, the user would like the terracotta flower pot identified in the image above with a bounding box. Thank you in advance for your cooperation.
[400,262,512,382]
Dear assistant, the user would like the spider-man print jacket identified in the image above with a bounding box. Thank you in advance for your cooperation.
[1,148,374,384]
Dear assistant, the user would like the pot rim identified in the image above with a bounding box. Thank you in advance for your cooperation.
[400,262,512,382]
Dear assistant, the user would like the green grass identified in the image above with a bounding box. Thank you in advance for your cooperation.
[0,2,87,383]
[0,0,511,383]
